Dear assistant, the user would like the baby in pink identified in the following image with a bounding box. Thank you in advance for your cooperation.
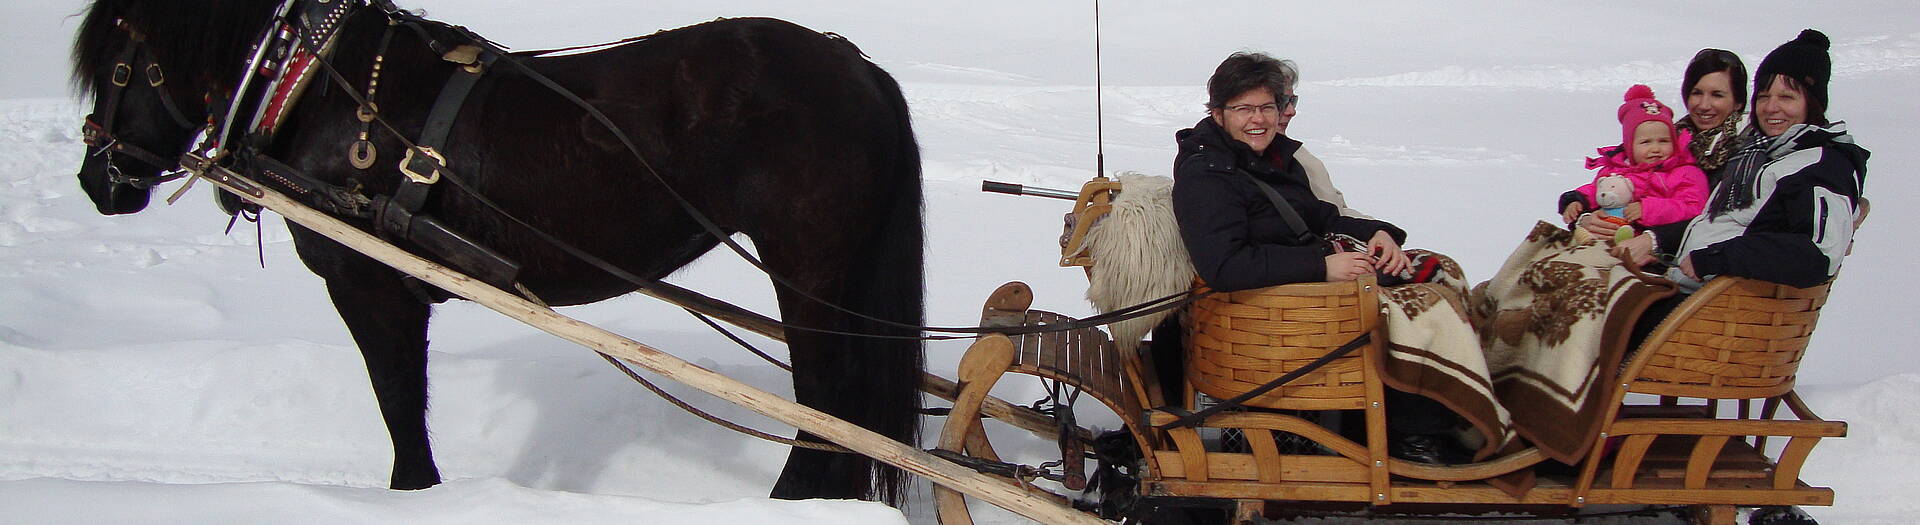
[1558,84,1709,231]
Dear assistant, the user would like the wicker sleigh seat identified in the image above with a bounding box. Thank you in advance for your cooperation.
[1184,279,1381,412]
[1572,277,1846,507]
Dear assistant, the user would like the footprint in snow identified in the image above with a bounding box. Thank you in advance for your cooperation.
[133,248,164,268]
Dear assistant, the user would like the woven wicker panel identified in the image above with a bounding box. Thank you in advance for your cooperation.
[1185,281,1373,410]
[1633,279,1830,398]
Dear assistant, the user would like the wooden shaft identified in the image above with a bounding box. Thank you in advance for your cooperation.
[201,174,1103,525]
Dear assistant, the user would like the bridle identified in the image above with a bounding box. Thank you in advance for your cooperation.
[80,21,201,190]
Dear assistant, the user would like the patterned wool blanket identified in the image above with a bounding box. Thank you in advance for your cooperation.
[1467,222,1676,463]
[1368,253,1516,460]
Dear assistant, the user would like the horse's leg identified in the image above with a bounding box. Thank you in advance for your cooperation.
[763,268,919,504]
[326,277,439,489]
[757,188,925,505]
[308,249,440,490]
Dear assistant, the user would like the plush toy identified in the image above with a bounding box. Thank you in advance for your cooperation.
[1575,174,1637,244]
[1594,174,1633,219]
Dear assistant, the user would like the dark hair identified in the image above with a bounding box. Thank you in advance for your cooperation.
[1681,48,1748,112]
[1206,52,1297,110]
[1752,73,1829,129]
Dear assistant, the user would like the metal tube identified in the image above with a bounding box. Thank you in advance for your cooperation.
[981,180,1077,200]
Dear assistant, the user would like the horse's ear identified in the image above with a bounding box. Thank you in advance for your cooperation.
[216,189,261,217]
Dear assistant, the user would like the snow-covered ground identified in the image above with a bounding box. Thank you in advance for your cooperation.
[4,1,1917,523]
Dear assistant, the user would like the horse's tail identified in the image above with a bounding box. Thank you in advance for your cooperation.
[852,58,925,506]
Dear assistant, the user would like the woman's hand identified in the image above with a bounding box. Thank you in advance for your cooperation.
[1577,213,1623,236]
[1623,202,1643,222]
[1679,254,1700,280]
[1610,233,1658,267]
[1561,202,1584,225]
[1367,230,1410,276]
[1324,244,1373,282]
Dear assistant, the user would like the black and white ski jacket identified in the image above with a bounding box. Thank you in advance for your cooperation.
[1667,122,1869,291]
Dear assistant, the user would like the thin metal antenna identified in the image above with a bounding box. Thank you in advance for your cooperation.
[1093,0,1105,179]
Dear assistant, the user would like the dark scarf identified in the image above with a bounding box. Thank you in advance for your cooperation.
[1705,122,1863,217]
[1678,111,1744,174]
[1704,128,1769,217]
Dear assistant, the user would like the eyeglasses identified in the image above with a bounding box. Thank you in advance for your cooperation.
[1225,95,1299,117]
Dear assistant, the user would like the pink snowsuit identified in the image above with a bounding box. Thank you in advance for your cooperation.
[1573,130,1709,227]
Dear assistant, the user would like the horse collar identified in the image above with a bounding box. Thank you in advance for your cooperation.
[247,0,360,137]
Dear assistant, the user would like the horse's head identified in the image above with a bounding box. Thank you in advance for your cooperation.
[72,2,214,215]
[74,0,285,215]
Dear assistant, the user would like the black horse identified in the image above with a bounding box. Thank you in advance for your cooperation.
[72,0,925,504]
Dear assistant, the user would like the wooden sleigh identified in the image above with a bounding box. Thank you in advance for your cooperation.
[938,177,1852,524]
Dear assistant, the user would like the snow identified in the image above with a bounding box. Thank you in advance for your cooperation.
[4,1,1917,523]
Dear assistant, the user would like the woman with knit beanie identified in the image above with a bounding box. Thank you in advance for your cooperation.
[1643,28,1867,291]
[1619,30,1869,525]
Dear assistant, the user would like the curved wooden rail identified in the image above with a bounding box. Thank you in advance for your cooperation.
[1144,411,1548,482]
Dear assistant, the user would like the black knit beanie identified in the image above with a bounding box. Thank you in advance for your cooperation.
[1754,29,1832,109]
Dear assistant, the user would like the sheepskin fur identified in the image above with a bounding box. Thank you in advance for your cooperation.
[1083,173,1197,351]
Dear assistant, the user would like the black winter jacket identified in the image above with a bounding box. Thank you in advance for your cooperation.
[1171,118,1406,292]
[1668,123,1868,289]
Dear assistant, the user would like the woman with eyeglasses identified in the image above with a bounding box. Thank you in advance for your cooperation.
[1167,52,1477,465]
[1171,52,1407,292]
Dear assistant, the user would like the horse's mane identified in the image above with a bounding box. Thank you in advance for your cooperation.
[71,0,283,96]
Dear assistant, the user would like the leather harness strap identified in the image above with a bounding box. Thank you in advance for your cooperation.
[83,33,198,186]
[381,44,496,240]
[1154,332,1372,430]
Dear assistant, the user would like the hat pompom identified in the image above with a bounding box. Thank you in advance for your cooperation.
[1793,29,1831,50]
[1624,84,1655,102]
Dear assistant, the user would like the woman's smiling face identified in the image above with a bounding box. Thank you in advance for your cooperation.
[1686,70,1739,129]
[1210,87,1291,155]
[1753,74,1810,137]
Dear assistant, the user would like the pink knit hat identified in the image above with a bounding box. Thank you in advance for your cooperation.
[1617,84,1676,148]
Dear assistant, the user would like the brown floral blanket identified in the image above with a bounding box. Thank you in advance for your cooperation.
[1370,251,1516,460]
[1466,222,1676,463]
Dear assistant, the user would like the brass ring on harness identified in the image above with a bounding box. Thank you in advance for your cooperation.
[349,140,377,170]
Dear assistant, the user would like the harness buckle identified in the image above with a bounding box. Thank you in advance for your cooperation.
[146,63,166,87]
[399,146,444,184]
[112,63,132,87]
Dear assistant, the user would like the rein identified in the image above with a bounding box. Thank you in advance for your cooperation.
[1154,331,1374,430]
